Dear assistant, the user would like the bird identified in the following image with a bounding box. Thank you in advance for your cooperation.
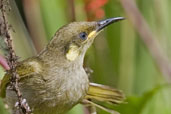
[0,17,125,114]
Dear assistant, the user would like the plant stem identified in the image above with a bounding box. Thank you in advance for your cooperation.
[0,0,31,113]
[120,0,171,82]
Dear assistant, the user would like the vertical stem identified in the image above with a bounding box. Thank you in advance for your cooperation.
[67,0,76,21]
[23,0,47,53]
[120,0,171,82]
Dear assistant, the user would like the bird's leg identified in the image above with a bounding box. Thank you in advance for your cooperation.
[82,99,120,114]
[86,105,97,114]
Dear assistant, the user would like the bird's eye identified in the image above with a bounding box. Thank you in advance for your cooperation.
[79,32,87,40]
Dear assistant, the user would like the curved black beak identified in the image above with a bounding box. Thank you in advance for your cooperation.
[96,17,125,32]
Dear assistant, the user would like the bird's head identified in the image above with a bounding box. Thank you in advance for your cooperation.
[47,17,125,62]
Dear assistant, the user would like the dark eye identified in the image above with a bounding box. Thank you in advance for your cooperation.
[79,32,87,40]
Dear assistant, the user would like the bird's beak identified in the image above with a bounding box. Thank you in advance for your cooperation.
[87,17,125,39]
[96,17,125,32]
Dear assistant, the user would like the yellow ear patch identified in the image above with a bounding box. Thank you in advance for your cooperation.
[66,44,80,61]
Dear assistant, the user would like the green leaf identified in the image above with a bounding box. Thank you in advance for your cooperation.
[40,0,67,39]
[113,85,171,114]
[67,104,84,114]
[0,98,9,114]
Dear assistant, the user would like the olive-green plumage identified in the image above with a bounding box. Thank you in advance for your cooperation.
[0,17,125,114]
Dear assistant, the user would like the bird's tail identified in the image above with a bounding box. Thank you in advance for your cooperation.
[85,83,125,104]
[83,83,125,114]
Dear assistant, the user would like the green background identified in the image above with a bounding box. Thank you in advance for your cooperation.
[1,0,171,114]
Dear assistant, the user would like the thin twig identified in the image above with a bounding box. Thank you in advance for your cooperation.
[120,0,171,82]
[0,0,31,113]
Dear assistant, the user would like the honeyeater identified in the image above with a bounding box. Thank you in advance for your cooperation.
[0,17,125,114]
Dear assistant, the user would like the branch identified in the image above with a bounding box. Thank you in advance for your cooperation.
[120,0,171,82]
[0,0,31,113]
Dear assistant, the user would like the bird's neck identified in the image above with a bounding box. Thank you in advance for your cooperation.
[38,46,84,68]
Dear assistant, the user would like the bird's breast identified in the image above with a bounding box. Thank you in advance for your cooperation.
[35,65,89,113]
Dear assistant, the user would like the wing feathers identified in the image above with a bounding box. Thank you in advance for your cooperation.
[85,83,125,104]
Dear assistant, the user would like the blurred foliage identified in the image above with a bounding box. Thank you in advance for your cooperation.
[0,0,171,114]
[94,84,171,114]
[0,98,9,114]
[114,84,171,114]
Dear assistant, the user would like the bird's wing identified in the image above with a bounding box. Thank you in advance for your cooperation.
[0,58,43,98]
[85,83,125,104]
